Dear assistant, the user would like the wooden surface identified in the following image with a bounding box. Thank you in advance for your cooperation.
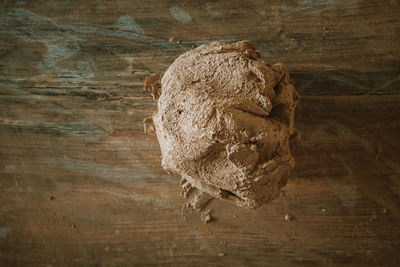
[1,0,400,266]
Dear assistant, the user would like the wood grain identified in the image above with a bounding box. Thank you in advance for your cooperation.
[0,0,399,266]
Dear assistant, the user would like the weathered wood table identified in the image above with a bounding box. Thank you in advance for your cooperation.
[1,1,399,266]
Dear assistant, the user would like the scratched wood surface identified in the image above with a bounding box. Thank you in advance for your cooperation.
[1,0,400,266]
